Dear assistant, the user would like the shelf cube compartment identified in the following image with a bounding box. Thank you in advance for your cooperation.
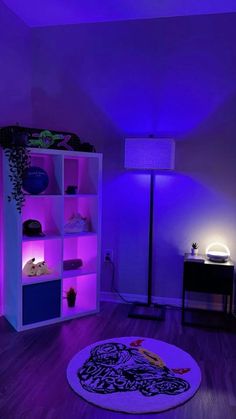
[62,274,97,318]
[64,196,98,234]
[23,280,61,325]
[63,235,97,276]
[27,153,63,195]
[22,196,63,238]
[22,238,62,282]
[64,157,99,195]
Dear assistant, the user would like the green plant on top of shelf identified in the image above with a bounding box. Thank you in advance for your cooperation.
[191,242,199,249]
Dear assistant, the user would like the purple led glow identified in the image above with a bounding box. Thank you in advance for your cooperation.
[29,154,62,194]
[23,196,62,237]
[125,138,175,170]
[63,235,97,270]
[62,274,97,317]
[22,239,62,275]
[2,0,236,27]
[22,241,44,267]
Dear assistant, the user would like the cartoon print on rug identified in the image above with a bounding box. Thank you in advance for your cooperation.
[77,341,190,396]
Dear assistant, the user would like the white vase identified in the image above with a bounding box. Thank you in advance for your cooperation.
[191,248,198,256]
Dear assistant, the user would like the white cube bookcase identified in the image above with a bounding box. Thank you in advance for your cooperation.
[2,148,102,331]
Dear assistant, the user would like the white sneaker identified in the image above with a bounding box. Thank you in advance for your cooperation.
[64,213,90,233]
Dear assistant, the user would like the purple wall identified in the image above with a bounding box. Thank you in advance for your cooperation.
[30,13,236,303]
[0,0,32,315]
[1,11,235,310]
[0,1,32,126]
[2,0,236,27]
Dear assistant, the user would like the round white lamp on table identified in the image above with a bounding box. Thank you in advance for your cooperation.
[206,242,230,263]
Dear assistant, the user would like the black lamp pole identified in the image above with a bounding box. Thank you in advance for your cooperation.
[128,172,165,320]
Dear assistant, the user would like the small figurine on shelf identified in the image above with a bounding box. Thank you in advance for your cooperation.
[66,288,77,308]
[35,261,52,276]
[191,242,199,256]
[65,185,78,195]
[22,258,52,277]
[22,258,36,276]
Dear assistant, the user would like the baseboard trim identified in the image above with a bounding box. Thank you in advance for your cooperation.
[100,291,225,311]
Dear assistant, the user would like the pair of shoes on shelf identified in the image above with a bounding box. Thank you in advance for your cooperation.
[64,213,90,234]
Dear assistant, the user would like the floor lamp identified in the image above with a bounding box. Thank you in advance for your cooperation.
[124,138,175,320]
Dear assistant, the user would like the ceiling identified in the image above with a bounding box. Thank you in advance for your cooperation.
[3,0,236,27]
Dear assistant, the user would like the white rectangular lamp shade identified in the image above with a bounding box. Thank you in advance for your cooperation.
[124,138,175,170]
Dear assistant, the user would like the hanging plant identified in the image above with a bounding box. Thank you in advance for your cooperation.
[0,127,31,213]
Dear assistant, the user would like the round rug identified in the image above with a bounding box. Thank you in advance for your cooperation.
[67,337,201,414]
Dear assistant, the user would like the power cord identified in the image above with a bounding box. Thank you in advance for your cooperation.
[104,257,183,309]
[104,256,187,310]
[104,257,133,304]
[104,260,236,322]
[104,257,203,313]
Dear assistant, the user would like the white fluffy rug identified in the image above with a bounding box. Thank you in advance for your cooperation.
[67,337,201,414]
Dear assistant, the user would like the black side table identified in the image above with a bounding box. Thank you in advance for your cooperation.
[182,253,234,328]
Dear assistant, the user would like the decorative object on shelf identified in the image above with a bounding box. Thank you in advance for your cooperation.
[78,142,96,152]
[35,261,52,276]
[63,259,83,271]
[22,258,52,277]
[64,213,90,234]
[206,242,230,263]
[22,258,37,276]
[23,219,45,237]
[0,125,95,152]
[67,337,201,414]
[0,124,96,213]
[0,126,31,213]
[66,288,77,307]
[28,129,75,150]
[191,242,199,255]
[65,185,78,194]
[22,166,49,194]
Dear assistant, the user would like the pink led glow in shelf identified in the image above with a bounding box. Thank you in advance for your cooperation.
[23,196,62,237]
[2,145,102,331]
[23,233,61,242]
[62,274,97,318]
[63,266,96,279]
[22,239,62,274]
[64,196,97,234]
[30,153,62,194]
[22,241,44,266]
[64,232,96,238]
[64,157,98,195]
[63,235,97,270]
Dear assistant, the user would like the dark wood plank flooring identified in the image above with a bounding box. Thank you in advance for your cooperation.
[0,302,236,419]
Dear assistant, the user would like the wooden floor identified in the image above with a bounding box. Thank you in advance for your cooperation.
[0,302,236,419]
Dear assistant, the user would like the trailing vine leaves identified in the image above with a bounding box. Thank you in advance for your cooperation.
[0,127,31,213]
[4,146,31,213]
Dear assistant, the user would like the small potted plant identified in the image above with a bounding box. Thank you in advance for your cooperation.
[0,127,31,213]
[66,287,77,308]
[191,242,199,255]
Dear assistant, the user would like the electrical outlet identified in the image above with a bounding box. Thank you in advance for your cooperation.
[104,249,113,262]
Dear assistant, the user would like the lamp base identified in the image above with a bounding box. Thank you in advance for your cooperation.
[128,302,165,321]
